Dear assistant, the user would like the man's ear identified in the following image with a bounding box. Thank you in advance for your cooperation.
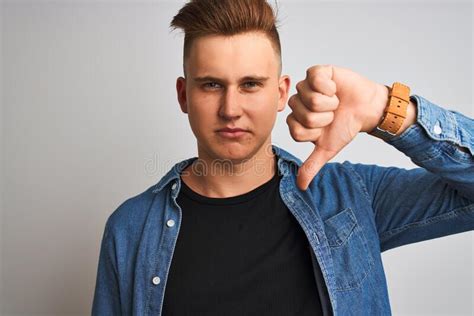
[176,76,188,114]
[278,75,291,112]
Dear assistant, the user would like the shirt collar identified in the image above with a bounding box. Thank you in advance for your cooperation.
[152,144,302,193]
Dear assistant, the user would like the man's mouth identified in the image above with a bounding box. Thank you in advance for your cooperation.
[216,127,249,138]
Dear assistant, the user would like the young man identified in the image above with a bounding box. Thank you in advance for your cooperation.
[92,0,474,315]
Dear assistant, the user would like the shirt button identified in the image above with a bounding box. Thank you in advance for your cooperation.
[166,219,175,227]
[152,276,161,285]
[433,123,442,135]
[171,183,177,190]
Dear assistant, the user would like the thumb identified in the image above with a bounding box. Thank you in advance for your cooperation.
[297,145,337,191]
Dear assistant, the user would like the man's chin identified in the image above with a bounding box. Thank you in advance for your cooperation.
[207,143,258,164]
[216,148,254,163]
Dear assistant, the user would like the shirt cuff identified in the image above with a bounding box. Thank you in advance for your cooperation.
[385,94,473,161]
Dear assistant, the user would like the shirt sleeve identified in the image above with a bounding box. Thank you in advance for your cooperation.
[91,219,122,315]
[343,94,474,252]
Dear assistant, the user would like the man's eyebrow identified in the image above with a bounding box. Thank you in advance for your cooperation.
[240,76,270,82]
[193,76,222,83]
[192,75,270,83]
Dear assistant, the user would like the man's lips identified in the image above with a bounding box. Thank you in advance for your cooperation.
[217,127,248,133]
[216,127,249,138]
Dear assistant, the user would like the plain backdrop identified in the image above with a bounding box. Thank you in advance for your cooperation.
[1,0,473,315]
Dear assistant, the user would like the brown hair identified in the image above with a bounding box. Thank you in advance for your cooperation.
[170,0,282,75]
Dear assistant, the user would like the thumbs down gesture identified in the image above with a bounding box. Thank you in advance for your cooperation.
[286,64,389,191]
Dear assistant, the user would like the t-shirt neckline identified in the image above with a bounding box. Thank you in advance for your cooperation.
[178,159,281,206]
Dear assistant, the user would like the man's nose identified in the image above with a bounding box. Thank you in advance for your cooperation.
[218,87,243,120]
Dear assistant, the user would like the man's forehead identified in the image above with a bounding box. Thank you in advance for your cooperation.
[185,32,280,77]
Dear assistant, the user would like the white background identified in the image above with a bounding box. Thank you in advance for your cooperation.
[1,0,473,315]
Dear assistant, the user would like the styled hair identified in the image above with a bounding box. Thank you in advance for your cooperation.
[170,0,282,75]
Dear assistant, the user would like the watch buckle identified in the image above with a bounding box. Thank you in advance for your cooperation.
[374,125,398,136]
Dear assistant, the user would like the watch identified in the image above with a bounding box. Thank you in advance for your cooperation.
[368,82,411,141]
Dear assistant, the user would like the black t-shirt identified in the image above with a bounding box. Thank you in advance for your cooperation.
[162,160,330,315]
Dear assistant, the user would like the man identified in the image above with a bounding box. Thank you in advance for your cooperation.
[92,0,474,315]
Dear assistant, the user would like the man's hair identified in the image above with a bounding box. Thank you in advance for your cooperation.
[170,0,282,76]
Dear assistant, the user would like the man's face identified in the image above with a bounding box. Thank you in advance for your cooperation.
[176,31,290,163]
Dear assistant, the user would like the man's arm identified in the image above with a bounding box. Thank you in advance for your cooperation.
[286,64,473,251]
[345,94,474,252]
[384,94,473,201]
[91,220,122,315]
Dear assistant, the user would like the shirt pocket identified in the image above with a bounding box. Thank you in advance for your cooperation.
[323,207,375,291]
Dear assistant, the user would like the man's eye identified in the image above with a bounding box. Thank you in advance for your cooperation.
[243,82,260,89]
[203,82,221,89]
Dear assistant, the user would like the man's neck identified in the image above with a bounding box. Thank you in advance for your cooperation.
[180,142,277,198]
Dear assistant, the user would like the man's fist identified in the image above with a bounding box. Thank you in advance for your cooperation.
[286,64,389,191]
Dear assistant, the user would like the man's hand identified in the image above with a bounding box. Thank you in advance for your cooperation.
[286,64,390,191]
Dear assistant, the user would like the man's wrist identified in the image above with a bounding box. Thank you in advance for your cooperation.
[363,83,390,133]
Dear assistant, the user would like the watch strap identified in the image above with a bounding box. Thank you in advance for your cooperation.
[369,82,410,140]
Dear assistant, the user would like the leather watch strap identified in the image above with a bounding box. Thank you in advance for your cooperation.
[369,82,410,140]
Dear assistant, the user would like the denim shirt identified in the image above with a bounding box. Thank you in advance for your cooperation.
[92,94,474,315]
